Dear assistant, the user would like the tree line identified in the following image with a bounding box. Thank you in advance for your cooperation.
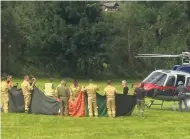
[2,1,190,78]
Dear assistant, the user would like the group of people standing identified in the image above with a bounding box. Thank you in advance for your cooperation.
[44,79,119,117]
[44,79,146,117]
[1,75,36,113]
[1,74,147,117]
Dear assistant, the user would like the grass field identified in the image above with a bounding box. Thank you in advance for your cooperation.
[2,79,190,139]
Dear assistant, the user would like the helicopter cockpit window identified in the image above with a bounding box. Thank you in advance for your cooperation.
[165,76,176,86]
[143,72,167,84]
[155,74,167,86]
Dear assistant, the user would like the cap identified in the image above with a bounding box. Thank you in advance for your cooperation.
[178,81,183,85]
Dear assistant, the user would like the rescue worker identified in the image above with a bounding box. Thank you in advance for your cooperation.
[84,79,99,117]
[29,75,36,86]
[121,80,129,95]
[44,78,55,97]
[55,81,62,97]
[7,75,14,88]
[70,80,81,102]
[1,76,10,113]
[175,81,188,112]
[57,80,70,116]
[21,75,35,112]
[104,80,117,118]
[134,82,146,116]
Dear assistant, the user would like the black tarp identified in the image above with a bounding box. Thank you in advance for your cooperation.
[30,87,60,115]
[85,93,137,117]
[8,87,136,116]
[8,87,25,113]
[8,86,60,115]
[115,94,136,116]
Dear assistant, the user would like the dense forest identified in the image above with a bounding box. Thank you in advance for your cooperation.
[1,1,190,78]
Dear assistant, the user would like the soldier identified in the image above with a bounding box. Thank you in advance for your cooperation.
[21,75,35,112]
[84,79,99,117]
[175,81,188,112]
[55,81,62,97]
[1,76,10,113]
[57,80,70,116]
[70,80,81,102]
[29,75,36,85]
[121,80,129,95]
[7,75,14,88]
[104,80,117,118]
[134,82,146,116]
[44,78,55,97]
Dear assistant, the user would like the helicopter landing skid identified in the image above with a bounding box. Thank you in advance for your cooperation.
[146,100,164,109]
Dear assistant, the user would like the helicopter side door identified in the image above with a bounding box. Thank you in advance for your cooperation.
[164,75,177,90]
[185,77,190,92]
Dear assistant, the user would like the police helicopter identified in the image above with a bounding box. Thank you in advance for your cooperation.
[135,52,190,109]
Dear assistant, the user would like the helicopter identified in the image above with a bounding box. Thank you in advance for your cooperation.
[135,52,190,109]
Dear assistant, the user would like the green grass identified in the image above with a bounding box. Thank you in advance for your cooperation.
[2,79,190,139]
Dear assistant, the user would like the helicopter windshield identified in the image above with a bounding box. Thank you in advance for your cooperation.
[143,72,167,85]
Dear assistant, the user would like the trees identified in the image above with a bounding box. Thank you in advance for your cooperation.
[1,1,189,78]
[104,2,190,77]
[1,2,19,74]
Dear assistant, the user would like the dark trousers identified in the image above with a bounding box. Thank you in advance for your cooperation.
[137,99,145,114]
[179,99,188,112]
[59,97,69,116]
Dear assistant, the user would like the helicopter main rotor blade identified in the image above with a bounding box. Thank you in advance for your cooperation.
[137,54,167,56]
[135,55,181,58]
[137,54,180,56]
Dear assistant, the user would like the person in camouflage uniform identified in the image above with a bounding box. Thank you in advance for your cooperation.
[70,80,81,102]
[104,80,117,118]
[21,75,35,112]
[84,80,99,117]
[175,81,188,112]
[7,75,14,88]
[134,82,146,116]
[1,76,10,113]
[57,80,70,116]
